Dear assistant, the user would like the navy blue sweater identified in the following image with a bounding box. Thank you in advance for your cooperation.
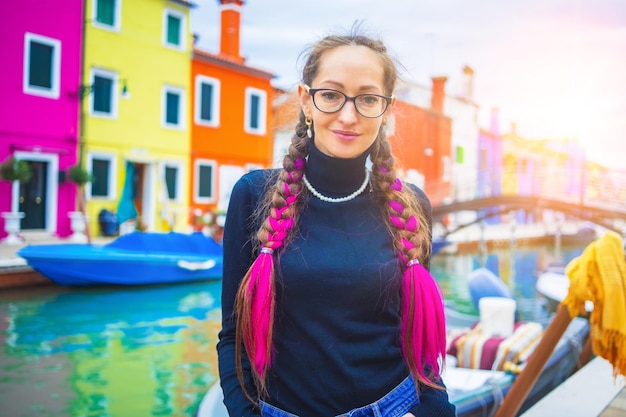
[217,144,455,417]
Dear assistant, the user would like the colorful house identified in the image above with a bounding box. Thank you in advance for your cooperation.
[477,108,503,225]
[390,77,453,207]
[190,0,274,222]
[0,0,83,239]
[81,0,195,235]
[395,68,480,221]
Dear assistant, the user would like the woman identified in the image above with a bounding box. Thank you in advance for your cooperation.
[217,26,455,417]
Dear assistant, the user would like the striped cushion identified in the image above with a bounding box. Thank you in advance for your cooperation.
[448,322,544,371]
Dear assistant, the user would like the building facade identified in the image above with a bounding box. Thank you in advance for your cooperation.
[81,0,194,234]
[0,0,84,239]
[190,0,274,222]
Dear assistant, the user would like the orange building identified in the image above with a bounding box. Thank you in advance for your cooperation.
[386,77,452,206]
[190,0,274,222]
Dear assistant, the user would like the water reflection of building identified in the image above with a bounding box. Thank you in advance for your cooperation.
[1,282,222,416]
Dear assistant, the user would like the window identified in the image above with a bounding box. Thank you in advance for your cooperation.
[194,159,216,204]
[86,152,117,199]
[163,8,186,50]
[194,75,220,127]
[161,162,183,202]
[23,33,61,99]
[244,87,267,135]
[162,85,185,129]
[93,0,120,31]
[456,146,465,164]
[89,68,118,119]
[165,167,177,199]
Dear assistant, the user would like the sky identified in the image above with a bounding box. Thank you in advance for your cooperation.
[190,0,626,170]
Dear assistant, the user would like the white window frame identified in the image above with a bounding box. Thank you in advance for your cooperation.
[245,163,263,172]
[244,87,267,135]
[160,160,184,203]
[194,75,220,127]
[163,8,186,51]
[161,85,185,129]
[92,0,121,32]
[86,151,118,200]
[23,32,61,99]
[88,68,119,119]
[194,159,217,204]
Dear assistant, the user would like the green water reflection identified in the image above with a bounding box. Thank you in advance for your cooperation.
[0,282,222,417]
[0,243,586,416]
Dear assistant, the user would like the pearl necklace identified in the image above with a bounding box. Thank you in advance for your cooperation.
[302,169,370,203]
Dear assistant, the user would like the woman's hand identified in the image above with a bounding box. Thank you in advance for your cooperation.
[402,414,415,417]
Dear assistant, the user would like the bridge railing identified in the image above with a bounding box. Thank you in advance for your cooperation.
[420,165,626,212]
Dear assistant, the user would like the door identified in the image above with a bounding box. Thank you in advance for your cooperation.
[19,160,47,229]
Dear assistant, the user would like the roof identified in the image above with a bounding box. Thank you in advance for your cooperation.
[168,0,197,8]
[192,48,275,80]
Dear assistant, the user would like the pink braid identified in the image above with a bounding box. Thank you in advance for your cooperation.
[236,157,305,390]
[388,179,447,382]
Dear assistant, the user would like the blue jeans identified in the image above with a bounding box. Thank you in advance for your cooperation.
[259,375,419,417]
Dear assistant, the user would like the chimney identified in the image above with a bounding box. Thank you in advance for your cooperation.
[219,0,244,63]
[431,76,447,114]
[462,65,474,100]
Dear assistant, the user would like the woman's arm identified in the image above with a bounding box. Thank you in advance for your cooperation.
[408,382,456,417]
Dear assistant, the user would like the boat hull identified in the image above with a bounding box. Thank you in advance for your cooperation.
[17,232,223,286]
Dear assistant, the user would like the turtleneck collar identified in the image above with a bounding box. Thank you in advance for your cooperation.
[304,140,371,197]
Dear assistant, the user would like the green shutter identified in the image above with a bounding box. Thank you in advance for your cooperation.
[250,94,260,129]
[165,167,177,199]
[456,146,465,164]
[198,165,213,198]
[29,41,53,88]
[97,0,115,26]
[166,92,179,125]
[92,159,110,197]
[167,15,181,46]
[201,83,213,121]
[93,76,113,113]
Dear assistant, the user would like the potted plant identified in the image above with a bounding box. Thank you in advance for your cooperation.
[0,156,32,183]
[0,156,32,244]
[68,165,93,186]
[67,164,93,242]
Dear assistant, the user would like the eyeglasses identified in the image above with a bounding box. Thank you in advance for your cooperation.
[304,85,392,118]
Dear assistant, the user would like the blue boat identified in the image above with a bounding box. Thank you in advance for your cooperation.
[432,237,452,255]
[17,231,223,286]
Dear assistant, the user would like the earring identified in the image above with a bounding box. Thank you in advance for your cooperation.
[305,117,313,139]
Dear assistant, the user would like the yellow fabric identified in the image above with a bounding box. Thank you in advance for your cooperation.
[563,231,626,378]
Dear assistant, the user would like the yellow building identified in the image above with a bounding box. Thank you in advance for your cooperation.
[81,0,194,234]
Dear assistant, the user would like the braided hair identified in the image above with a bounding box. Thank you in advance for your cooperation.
[235,27,446,401]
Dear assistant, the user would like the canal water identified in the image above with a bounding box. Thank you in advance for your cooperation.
[0,242,587,417]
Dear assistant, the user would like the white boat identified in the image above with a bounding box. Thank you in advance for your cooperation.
[536,269,569,312]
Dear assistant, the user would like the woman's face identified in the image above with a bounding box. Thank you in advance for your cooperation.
[298,45,393,159]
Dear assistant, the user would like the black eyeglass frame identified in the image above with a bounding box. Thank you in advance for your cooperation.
[304,84,393,119]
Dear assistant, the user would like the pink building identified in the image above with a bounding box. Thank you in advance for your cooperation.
[0,0,83,238]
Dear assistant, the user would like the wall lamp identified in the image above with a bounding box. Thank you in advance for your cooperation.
[79,79,130,99]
